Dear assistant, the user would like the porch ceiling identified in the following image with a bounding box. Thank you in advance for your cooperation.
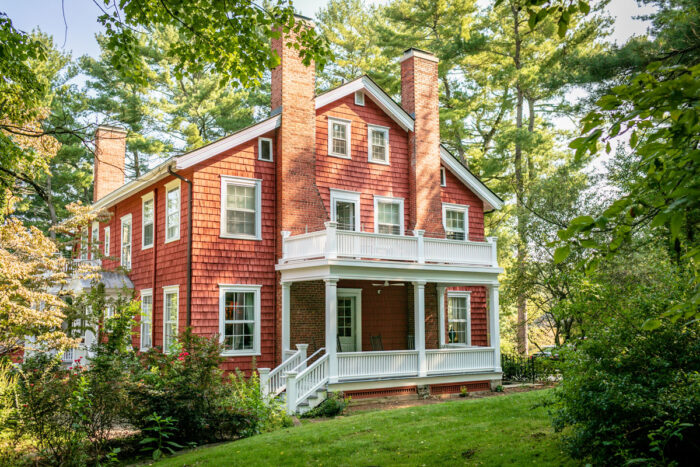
[276,258,501,285]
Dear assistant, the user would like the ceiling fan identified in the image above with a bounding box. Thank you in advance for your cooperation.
[371,281,405,287]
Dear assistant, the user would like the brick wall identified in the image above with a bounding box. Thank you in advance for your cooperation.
[93,126,126,202]
[289,280,325,354]
[440,166,485,241]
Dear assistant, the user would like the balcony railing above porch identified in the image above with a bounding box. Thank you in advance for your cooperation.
[281,222,498,267]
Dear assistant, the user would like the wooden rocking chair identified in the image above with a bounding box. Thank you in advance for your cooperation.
[370,334,384,351]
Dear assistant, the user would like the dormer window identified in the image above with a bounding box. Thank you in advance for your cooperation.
[328,118,351,159]
[258,137,273,162]
[354,91,365,106]
[368,125,389,165]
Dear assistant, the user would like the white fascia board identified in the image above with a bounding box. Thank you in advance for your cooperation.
[175,115,281,170]
[315,77,415,132]
[92,160,173,211]
[439,146,504,211]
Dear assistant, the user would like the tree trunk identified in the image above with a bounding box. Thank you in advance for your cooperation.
[46,175,58,241]
[512,3,528,357]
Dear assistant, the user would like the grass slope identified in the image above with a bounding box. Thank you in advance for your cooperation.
[156,389,576,466]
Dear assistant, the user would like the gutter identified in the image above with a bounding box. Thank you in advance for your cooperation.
[167,166,194,327]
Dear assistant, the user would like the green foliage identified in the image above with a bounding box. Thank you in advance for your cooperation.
[139,413,183,461]
[300,392,349,418]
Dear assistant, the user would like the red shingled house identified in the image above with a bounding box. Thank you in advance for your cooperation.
[78,21,504,413]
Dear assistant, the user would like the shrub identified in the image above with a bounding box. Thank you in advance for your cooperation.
[300,392,349,418]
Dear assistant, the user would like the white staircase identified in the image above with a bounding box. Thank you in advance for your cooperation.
[260,345,329,415]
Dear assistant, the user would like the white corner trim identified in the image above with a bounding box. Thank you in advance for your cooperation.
[373,195,405,236]
[440,146,503,211]
[315,77,414,132]
[220,175,262,241]
[330,189,362,232]
[327,117,352,159]
[367,124,390,165]
[176,115,281,170]
[218,284,262,357]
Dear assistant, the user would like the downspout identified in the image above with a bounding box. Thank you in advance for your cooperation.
[151,187,158,348]
[168,166,193,327]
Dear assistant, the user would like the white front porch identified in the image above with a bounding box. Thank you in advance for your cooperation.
[265,247,503,413]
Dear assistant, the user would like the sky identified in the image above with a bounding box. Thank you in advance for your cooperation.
[2,0,657,60]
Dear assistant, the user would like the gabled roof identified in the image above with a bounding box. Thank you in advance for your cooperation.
[315,76,415,132]
[439,146,504,212]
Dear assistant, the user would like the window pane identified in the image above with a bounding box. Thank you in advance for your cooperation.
[335,201,355,231]
[448,296,468,344]
[446,210,466,240]
[143,223,154,246]
[332,122,347,155]
[143,199,153,222]
[226,184,257,236]
[260,139,272,160]
[371,130,386,161]
[377,202,400,234]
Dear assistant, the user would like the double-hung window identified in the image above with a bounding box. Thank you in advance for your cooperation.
[440,167,447,187]
[367,125,389,164]
[140,289,152,350]
[104,227,110,256]
[374,196,404,235]
[142,192,154,249]
[165,180,180,243]
[447,292,471,345]
[80,229,89,260]
[120,214,132,268]
[220,176,262,240]
[163,286,179,353]
[443,203,469,241]
[91,222,99,259]
[258,137,273,162]
[328,117,351,158]
[330,189,361,232]
[219,285,261,356]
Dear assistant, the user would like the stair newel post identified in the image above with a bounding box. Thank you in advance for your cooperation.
[296,343,309,370]
[285,371,299,414]
[258,368,271,398]
[414,229,425,264]
[281,230,291,261]
[325,221,338,259]
[487,236,498,267]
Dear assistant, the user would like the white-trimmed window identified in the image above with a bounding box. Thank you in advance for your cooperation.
[330,189,361,232]
[443,203,469,241]
[220,175,262,240]
[120,214,132,268]
[219,285,261,356]
[104,227,110,256]
[80,229,88,260]
[367,125,389,164]
[447,292,471,345]
[90,222,99,259]
[258,137,273,162]
[354,91,365,106]
[440,167,447,187]
[140,289,153,350]
[165,179,180,243]
[374,196,404,235]
[163,286,179,353]
[142,192,154,249]
[328,117,351,159]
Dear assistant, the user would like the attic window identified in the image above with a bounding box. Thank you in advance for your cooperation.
[355,91,365,106]
[258,138,273,162]
[440,167,446,187]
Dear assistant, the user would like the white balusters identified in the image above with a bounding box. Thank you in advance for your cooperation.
[425,347,495,374]
[336,350,419,380]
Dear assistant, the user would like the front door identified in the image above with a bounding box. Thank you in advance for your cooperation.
[337,296,357,352]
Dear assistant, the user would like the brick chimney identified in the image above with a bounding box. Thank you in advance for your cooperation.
[93,125,126,202]
[272,16,326,235]
[400,48,444,236]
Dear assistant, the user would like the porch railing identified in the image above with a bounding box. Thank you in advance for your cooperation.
[286,354,329,414]
[260,344,308,397]
[425,347,495,374]
[337,350,419,380]
[281,222,498,267]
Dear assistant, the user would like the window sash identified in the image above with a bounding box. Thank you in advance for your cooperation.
[377,202,400,235]
[80,231,88,260]
[143,198,154,247]
[445,210,466,240]
[369,128,388,162]
[225,184,257,236]
[335,200,356,231]
[91,224,99,259]
[166,187,180,241]
[222,291,255,351]
[140,294,152,349]
[259,138,272,161]
[121,219,132,268]
[163,291,178,352]
[331,122,348,156]
[104,227,110,256]
[447,296,469,345]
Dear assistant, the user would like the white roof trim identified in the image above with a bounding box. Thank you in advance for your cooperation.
[315,77,414,132]
[92,160,172,211]
[440,146,503,211]
[175,115,281,170]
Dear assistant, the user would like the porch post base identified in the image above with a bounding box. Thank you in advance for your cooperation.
[489,378,503,391]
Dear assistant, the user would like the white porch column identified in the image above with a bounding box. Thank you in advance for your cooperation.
[413,281,427,377]
[488,284,502,372]
[281,282,291,360]
[437,286,446,348]
[325,278,339,383]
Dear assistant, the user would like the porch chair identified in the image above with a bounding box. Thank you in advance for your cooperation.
[407,334,415,350]
[370,334,384,351]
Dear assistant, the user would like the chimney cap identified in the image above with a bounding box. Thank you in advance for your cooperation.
[293,13,315,28]
[400,47,439,64]
[96,124,127,134]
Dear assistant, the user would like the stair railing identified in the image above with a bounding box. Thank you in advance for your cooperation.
[286,353,329,414]
[259,344,308,397]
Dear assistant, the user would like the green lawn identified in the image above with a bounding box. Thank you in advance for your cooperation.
[155,389,577,466]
